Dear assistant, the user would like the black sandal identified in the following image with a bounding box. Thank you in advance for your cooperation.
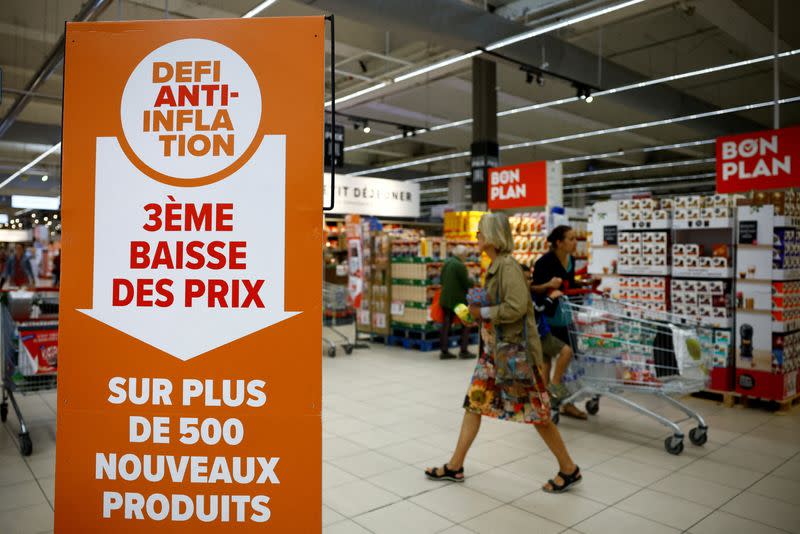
[425,464,464,482]
[543,466,581,493]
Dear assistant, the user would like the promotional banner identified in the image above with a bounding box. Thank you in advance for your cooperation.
[716,126,799,193]
[323,173,420,217]
[56,18,323,532]
[487,160,562,210]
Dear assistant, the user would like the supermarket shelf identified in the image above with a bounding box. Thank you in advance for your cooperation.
[737,244,773,250]
[592,244,619,248]
[391,278,440,287]
[618,220,671,231]
[774,269,800,281]
[673,315,734,329]
[391,257,443,264]
[671,267,733,279]
[735,308,772,315]
[672,217,733,230]
[774,215,800,227]
[618,265,670,276]
[773,320,800,333]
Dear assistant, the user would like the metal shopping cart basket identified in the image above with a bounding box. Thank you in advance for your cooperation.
[0,289,59,456]
[558,295,710,455]
[323,282,355,357]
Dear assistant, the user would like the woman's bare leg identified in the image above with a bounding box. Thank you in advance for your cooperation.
[427,411,481,476]
[535,421,578,490]
[551,346,572,385]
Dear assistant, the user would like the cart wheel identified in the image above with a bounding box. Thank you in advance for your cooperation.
[664,435,684,455]
[551,411,560,425]
[19,433,32,456]
[689,426,708,446]
[585,399,600,416]
[327,346,337,358]
[0,402,7,423]
[344,344,354,355]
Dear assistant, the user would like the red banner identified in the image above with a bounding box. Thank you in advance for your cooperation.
[487,161,548,209]
[716,126,800,193]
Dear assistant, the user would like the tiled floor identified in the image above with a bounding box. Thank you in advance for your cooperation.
[1,342,799,533]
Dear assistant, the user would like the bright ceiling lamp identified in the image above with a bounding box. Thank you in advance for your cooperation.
[555,138,715,164]
[242,0,279,18]
[410,171,471,184]
[0,142,61,191]
[501,95,800,152]
[345,48,800,153]
[326,0,645,108]
[351,96,800,175]
[563,157,716,179]
[486,0,645,51]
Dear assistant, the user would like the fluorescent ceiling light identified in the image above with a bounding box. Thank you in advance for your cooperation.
[555,139,715,163]
[327,0,645,108]
[501,95,800,152]
[486,0,646,51]
[242,0,278,18]
[393,51,482,83]
[0,142,60,191]
[410,171,471,183]
[563,157,716,179]
[345,49,800,153]
[353,96,800,175]
[325,82,388,107]
[563,172,716,190]
[349,150,470,176]
[12,195,60,210]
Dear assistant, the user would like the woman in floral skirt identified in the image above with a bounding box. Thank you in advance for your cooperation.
[425,212,581,493]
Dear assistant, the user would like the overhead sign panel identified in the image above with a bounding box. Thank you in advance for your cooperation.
[716,126,799,193]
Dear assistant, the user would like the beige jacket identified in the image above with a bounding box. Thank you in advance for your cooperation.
[484,253,544,367]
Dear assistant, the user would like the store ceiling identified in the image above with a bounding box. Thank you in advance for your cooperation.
[0,0,798,216]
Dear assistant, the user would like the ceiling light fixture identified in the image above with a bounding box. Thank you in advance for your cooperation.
[351,96,800,175]
[242,0,279,19]
[344,48,800,154]
[41,175,49,182]
[326,0,645,107]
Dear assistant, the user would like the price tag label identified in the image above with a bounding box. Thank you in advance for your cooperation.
[390,300,405,316]
[336,264,347,276]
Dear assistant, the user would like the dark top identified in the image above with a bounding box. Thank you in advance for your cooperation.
[532,251,575,292]
[532,251,575,343]
[439,256,471,311]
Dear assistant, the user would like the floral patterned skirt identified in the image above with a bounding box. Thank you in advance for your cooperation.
[463,322,551,426]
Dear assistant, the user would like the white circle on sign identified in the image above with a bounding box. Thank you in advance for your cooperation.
[120,38,261,180]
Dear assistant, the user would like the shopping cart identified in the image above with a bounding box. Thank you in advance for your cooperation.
[558,295,710,455]
[323,282,355,357]
[0,289,59,456]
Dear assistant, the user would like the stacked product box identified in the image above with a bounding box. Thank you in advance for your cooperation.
[671,279,731,323]
[774,228,799,272]
[672,243,730,270]
[773,280,800,336]
[774,330,800,373]
[673,194,735,228]
[618,231,669,271]
[616,276,667,311]
[617,198,670,229]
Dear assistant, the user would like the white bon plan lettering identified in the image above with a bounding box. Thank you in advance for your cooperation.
[720,135,791,181]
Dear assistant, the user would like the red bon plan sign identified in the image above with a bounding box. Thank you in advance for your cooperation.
[487,161,556,209]
[716,126,800,193]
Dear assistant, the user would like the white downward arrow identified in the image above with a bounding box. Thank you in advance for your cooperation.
[79,136,300,361]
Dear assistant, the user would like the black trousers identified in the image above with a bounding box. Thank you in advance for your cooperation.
[441,308,471,353]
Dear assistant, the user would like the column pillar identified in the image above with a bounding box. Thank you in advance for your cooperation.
[470,57,498,210]
[447,174,468,210]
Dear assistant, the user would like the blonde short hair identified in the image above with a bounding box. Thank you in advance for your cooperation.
[478,212,514,254]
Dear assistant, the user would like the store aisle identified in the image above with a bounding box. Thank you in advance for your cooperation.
[1,344,799,533]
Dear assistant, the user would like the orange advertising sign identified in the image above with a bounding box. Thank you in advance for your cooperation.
[56,17,323,531]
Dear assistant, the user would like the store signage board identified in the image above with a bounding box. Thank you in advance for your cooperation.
[323,173,420,217]
[56,18,323,531]
[716,126,800,193]
[486,160,562,210]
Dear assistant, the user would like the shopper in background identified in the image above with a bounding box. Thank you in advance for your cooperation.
[425,213,581,494]
[523,264,587,420]
[1,243,35,289]
[439,245,476,360]
[52,249,61,287]
[532,225,591,419]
